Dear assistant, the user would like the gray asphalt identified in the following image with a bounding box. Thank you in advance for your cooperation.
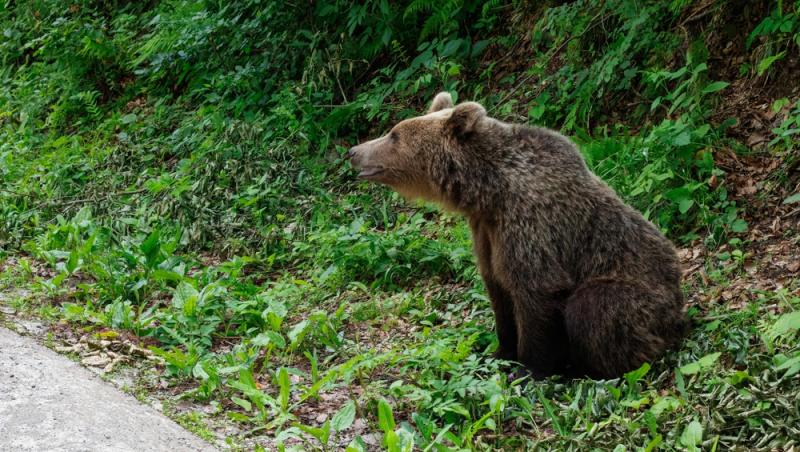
[0,327,217,452]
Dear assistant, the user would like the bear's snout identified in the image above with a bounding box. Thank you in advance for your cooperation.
[348,144,364,169]
[348,142,388,180]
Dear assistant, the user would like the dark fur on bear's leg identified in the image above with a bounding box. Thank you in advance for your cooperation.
[513,295,572,377]
[487,280,517,360]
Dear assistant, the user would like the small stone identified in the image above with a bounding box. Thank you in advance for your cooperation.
[315,413,328,423]
[81,355,111,367]
[18,320,46,335]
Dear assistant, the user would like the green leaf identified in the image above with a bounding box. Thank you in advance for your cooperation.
[231,396,252,412]
[192,362,209,380]
[384,430,400,452]
[471,39,490,58]
[441,39,462,58]
[251,331,286,349]
[66,250,79,274]
[680,352,722,375]
[664,186,691,202]
[679,420,703,449]
[263,298,288,331]
[277,367,290,411]
[772,98,791,113]
[140,230,161,268]
[624,362,651,387]
[173,282,199,316]
[331,400,356,431]
[296,421,331,446]
[537,388,566,436]
[757,51,786,76]
[730,218,748,233]
[345,436,368,452]
[783,192,800,204]
[412,413,434,441]
[149,269,183,282]
[679,198,694,214]
[649,396,680,417]
[287,320,310,347]
[377,399,395,433]
[775,354,800,377]
[672,132,691,147]
[702,81,729,94]
[644,435,662,452]
[769,311,800,339]
[121,113,137,124]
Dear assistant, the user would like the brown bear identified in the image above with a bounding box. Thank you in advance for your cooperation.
[348,92,688,379]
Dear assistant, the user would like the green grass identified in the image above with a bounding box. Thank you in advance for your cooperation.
[1,0,799,449]
[172,410,218,443]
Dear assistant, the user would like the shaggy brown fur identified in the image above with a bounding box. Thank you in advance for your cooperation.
[348,92,688,379]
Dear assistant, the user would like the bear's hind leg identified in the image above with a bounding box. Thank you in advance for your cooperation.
[564,279,684,379]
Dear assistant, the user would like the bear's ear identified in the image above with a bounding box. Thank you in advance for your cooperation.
[446,102,486,137]
[428,92,454,113]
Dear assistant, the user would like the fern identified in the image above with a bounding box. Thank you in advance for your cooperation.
[404,0,503,39]
[405,0,461,39]
[78,90,102,119]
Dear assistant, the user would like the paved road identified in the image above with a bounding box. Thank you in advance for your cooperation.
[0,327,216,452]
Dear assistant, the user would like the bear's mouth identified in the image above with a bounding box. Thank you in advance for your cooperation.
[358,167,385,179]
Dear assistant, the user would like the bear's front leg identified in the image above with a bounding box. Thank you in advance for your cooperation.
[514,302,570,377]
[485,279,517,360]
[469,218,517,360]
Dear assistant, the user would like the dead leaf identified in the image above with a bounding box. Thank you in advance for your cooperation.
[747,133,766,147]
[740,179,758,195]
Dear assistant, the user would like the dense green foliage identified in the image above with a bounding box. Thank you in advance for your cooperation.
[1,0,799,449]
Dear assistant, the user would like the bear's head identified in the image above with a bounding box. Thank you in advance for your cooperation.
[348,92,487,204]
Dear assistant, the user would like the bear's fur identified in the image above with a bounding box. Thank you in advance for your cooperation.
[348,92,688,378]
